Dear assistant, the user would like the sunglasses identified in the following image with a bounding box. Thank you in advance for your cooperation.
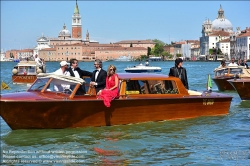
[94,64,99,66]
[110,69,114,71]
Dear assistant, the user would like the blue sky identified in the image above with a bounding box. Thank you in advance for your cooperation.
[1,1,250,51]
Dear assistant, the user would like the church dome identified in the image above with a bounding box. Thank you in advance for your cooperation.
[58,24,71,37]
[212,18,233,32]
[212,5,233,32]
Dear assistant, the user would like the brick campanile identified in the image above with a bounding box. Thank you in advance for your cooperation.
[72,0,82,38]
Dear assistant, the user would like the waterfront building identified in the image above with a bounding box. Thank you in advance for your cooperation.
[0,49,6,61]
[33,34,51,56]
[236,27,250,60]
[114,40,155,49]
[95,47,147,61]
[200,5,233,58]
[216,38,230,60]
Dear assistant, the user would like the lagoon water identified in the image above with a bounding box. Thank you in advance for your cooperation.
[0,61,250,165]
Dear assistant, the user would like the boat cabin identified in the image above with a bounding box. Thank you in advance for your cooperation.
[29,73,192,98]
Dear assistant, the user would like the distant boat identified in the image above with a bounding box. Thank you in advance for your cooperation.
[212,66,245,91]
[124,63,162,73]
[114,55,132,61]
[12,60,46,84]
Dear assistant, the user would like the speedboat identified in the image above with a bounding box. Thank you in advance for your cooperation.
[0,73,232,130]
[12,60,46,84]
[213,66,245,91]
[227,68,250,100]
[124,64,162,73]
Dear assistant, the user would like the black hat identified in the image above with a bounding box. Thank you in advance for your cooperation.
[175,58,183,65]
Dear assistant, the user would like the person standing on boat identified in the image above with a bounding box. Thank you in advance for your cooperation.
[66,58,93,95]
[169,58,189,89]
[90,59,107,94]
[228,57,238,67]
[97,65,119,107]
[35,54,44,72]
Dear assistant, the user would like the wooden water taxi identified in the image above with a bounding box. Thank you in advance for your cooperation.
[227,69,250,100]
[12,60,46,84]
[213,66,246,91]
[0,73,232,130]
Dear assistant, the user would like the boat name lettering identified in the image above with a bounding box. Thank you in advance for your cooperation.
[203,99,214,105]
[17,76,35,80]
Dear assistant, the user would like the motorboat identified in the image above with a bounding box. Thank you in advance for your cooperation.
[212,66,246,91]
[227,69,250,100]
[12,60,46,84]
[124,64,162,73]
[0,73,232,130]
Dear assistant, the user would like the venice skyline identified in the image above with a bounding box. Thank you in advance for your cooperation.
[1,1,250,51]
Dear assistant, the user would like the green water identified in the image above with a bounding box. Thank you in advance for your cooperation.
[1,61,249,165]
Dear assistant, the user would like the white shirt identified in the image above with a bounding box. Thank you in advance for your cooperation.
[53,68,69,91]
[228,63,238,67]
[66,67,80,78]
[35,57,42,67]
[95,69,100,81]
[54,68,67,75]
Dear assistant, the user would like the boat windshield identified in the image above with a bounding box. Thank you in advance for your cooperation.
[125,79,178,94]
[215,67,243,76]
[28,77,80,94]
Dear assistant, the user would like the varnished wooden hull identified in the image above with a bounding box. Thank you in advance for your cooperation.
[212,77,235,91]
[228,78,250,100]
[12,75,37,84]
[0,92,232,130]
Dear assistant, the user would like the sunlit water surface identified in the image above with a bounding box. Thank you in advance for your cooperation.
[0,61,250,165]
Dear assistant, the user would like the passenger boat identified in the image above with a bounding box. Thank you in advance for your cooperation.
[12,60,46,84]
[0,73,232,130]
[227,69,250,100]
[213,66,245,91]
[124,64,162,73]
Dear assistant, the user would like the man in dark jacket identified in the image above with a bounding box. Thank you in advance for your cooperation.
[169,58,189,89]
[90,59,107,94]
[66,58,92,95]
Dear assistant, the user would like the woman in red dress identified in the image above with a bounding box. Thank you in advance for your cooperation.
[98,65,119,107]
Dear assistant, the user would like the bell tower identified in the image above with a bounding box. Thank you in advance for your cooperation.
[72,0,82,38]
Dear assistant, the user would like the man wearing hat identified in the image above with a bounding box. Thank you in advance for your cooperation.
[169,58,189,89]
[54,61,69,75]
[53,61,70,92]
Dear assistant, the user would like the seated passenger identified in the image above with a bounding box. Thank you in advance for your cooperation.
[97,65,119,107]
[228,58,238,67]
[240,58,249,69]
[218,60,226,68]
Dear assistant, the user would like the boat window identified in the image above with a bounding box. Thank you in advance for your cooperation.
[17,66,26,75]
[29,78,78,94]
[230,68,243,74]
[215,69,228,76]
[29,78,50,91]
[27,66,36,75]
[126,80,178,95]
